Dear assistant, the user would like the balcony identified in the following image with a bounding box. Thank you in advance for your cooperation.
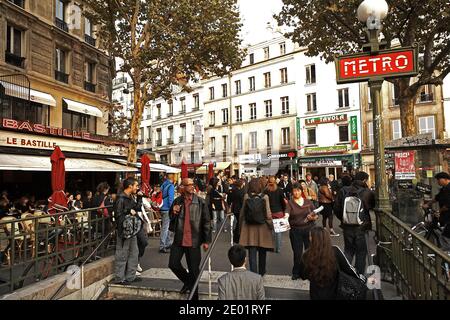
[55,70,69,84]
[167,138,174,145]
[179,136,186,143]
[55,17,68,32]
[8,0,25,8]
[167,112,173,117]
[192,107,200,111]
[146,114,152,120]
[156,139,162,147]
[209,123,215,127]
[84,34,96,47]
[418,93,434,103]
[179,109,186,115]
[5,52,25,68]
[156,115,161,120]
[210,152,216,157]
[84,81,96,93]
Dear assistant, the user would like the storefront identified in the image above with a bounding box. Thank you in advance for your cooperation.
[266,150,298,177]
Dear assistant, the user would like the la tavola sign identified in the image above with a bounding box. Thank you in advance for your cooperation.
[305,114,347,125]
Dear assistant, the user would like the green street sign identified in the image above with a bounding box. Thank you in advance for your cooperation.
[296,117,301,149]
[350,116,358,150]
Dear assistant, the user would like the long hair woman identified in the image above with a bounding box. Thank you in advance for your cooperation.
[299,226,363,300]
[239,178,274,276]
[265,176,287,253]
[318,177,339,236]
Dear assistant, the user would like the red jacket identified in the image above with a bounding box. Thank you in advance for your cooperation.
[151,192,163,211]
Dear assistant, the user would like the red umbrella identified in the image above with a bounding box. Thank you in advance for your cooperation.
[140,153,151,196]
[48,146,68,214]
[208,161,214,180]
[181,159,188,179]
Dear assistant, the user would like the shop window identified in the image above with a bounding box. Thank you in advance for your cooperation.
[62,105,96,134]
[1,97,49,125]
[339,125,349,142]
[307,128,316,145]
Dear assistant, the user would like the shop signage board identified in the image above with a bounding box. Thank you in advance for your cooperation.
[296,117,301,150]
[268,151,297,159]
[335,46,418,84]
[350,116,358,150]
[305,114,347,125]
[394,151,416,180]
[304,145,348,155]
[301,160,343,168]
[238,154,261,164]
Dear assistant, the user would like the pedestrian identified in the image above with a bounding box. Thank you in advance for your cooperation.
[160,173,175,253]
[265,176,287,253]
[305,173,319,196]
[218,244,265,300]
[334,171,375,274]
[229,179,246,244]
[112,177,141,284]
[329,174,339,198]
[92,182,111,227]
[211,178,226,233]
[318,177,339,236]
[168,178,211,300]
[299,180,318,207]
[84,190,94,209]
[135,191,149,276]
[239,178,274,276]
[278,174,293,200]
[73,192,83,209]
[285,182,318,280]
[150,184,163,219]
[299,226,365,300]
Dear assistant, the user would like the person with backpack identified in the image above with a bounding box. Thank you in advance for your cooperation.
[229,179,246,244]
[112,178,142,284]
[334,171,375,275]
[239,178,274,276]
[160,173,175,253]
[265,176,287,253]
[285,183,318,280]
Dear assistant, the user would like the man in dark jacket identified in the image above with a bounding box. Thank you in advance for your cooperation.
[278,174,293,200]
[168,178,211,300]
[334,171,375,275]
[112,178,141,284]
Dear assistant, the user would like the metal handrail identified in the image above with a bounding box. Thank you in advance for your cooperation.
[187,213,232,300]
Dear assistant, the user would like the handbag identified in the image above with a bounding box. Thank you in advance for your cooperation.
[335,249,367,300]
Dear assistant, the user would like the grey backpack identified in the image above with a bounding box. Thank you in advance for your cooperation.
[342,190,364,226]
[122,215,142,239]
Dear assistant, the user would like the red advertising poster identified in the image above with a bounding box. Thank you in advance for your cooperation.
[394,151,416,180]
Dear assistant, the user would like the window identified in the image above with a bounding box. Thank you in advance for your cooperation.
[338,125,349,142]
[222,83,228,98]
[391,119,402,140]
[5,25,24,68]
[419,116,436,139]
[140,127,144,142]
[209,87,215,100]
[180,124,186,142]
[367,122,374,148]
[209,111,215,126]
[85,17,92,36]
[210,137,216,153]
[338,88,349,108]
[249,53,254,65]
[281,96,289,114]
[156,128,162,142]
[418,85,434,103]
[235,106,242,122]
[266,130,273,147]
[307,128,316,145]
[84,61,95,83]
[306,93,317,112]
[236,133,243,150]
[167,126,174,142]
[264,47,270,60]
[280,68,288,84]
[55,48,68,83]
[62,108,96,134]
[8,0,25,8]
[168,101,173,115]
[249,103,256,120]
[193,94,199,110]
[282,127,290,145]
[222,108,229,124]
[249,76,255,91]
[1,98,49,126]
[367,86,372,110]
[222,135,228,151]
[147,126,152,142]
[55,0,65,20]
[156,104,161,118]
[180,97,186,113]
[265,100,272,117]
[305,64,316,84]
[250,132,257,149]
[393,83,400,106]
[235,80,241,95]
[264,72,271,88]
[160,155,168,164]
[279,42,286,55]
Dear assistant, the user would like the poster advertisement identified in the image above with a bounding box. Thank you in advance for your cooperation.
[273,217,290,233]
[394,151,416,180]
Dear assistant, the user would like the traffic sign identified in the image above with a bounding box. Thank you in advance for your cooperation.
[335,46,418,84]
[287,152,296,158]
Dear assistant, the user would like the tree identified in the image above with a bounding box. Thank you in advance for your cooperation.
[275,0,450,137]
[82,0,244,163]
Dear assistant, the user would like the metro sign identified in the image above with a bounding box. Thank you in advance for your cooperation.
[335,46,418,84]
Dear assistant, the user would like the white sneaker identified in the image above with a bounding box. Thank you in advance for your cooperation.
[137,264,143,272]
[136,271,141,276]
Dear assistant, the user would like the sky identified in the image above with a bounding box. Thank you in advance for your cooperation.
[237,0,284,46]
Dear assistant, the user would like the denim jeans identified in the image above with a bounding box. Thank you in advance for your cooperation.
[159,211,172,250]
[342,227,368,275]
[248,246,267,276]
[212,210,225,232]
[289,227,311,277]
[273,231,282,253]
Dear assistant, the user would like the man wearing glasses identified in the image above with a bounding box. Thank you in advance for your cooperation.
[168,178,211,300]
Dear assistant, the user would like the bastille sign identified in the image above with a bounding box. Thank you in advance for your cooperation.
[335,46,418,84]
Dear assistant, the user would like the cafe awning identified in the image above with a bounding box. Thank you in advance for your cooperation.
[0,154,137,172]
[0,80,56,106]
[63,98,103,117]
[108,158,181,173]
[196,162,231,174]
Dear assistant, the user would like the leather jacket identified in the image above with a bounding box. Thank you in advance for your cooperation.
[113,192,140,238]
[169,194,212,248]
[318,185,333,204]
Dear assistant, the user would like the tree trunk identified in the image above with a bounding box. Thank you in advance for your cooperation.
[127,74,143,164]
[398,78,418,137]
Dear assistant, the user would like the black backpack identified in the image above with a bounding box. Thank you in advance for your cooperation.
[244,193,266,225]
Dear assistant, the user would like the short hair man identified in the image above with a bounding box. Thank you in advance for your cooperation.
[218,245,265,300]
[427,172,450,248]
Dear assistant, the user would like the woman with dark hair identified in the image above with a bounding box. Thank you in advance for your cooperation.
[211,178,226,232]
[299,226,364,300]
[285,182,318,280]
[318,177,339,236]
[229,179,245,244]
[239,178,274,276]
[265,176,287,253]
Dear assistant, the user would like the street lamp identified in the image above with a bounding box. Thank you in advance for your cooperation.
[357,0,390,210]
